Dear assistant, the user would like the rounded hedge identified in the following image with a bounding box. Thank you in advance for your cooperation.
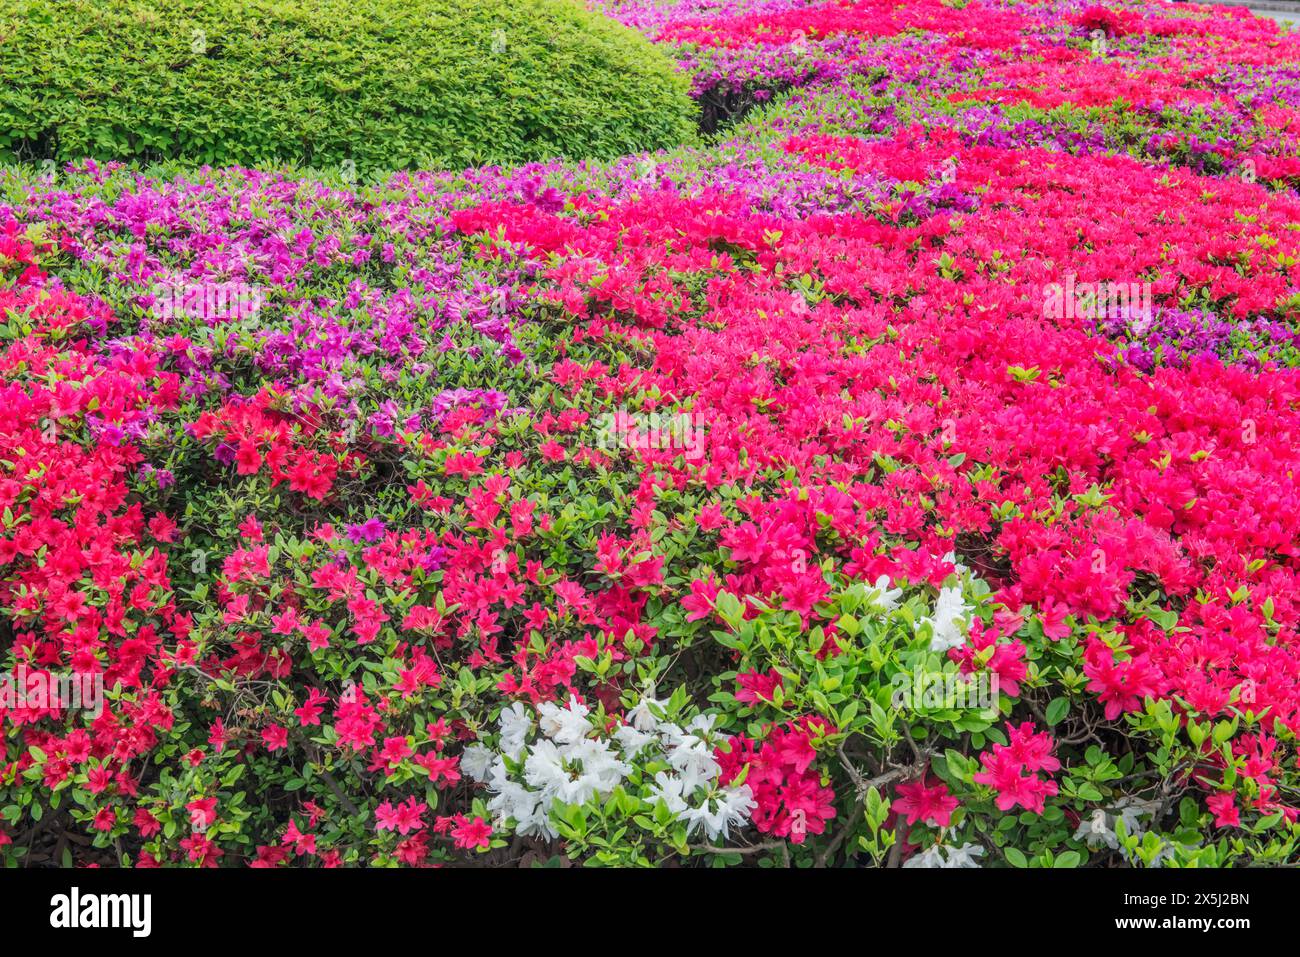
[0,0,697,170]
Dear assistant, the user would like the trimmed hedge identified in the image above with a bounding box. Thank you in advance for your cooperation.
[0,0,696,169]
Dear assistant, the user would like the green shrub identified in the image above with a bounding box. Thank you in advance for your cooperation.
[0,0,696,169]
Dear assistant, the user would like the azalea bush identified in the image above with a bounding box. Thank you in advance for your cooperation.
[0,0,697,169]
[2,0,1300,868]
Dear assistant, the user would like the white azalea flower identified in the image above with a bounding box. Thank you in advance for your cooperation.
[523,738,628,806]
[498,702,532,761]
[562,738,630,793]
[686,713,718,736]
[537,695,592,745]
[487,780,550,837]
[867,575,904,612]
[655,721,687,747]
[1114,796,1160,838]
[904,842,985,868]
[485,756,514,791]
[666,735,722,792]
[1077,797,1160,852]
[903,845,947,869]
[523,738,571,796]
[614,722,658,758]
[1074,808,1118,850]
[926,584,971,652]
[464,695,756,850]
[513,805,558,839]
[460,744,496,783]
[685,784,756,841]
[942,843,985,868]
[648,772,690,817]
[626,692,668,732]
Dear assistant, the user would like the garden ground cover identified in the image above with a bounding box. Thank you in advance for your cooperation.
[1,0,1300,867]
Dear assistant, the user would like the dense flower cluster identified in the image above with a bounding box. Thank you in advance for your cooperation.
[464,693,755,846]
[2,0,1300,867]
[718,718,837,843]
[973,722,1061,814]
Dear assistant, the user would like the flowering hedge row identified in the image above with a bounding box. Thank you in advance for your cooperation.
[1,0,1300,867]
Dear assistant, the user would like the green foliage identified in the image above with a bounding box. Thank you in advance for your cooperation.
[0,0,696,170]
